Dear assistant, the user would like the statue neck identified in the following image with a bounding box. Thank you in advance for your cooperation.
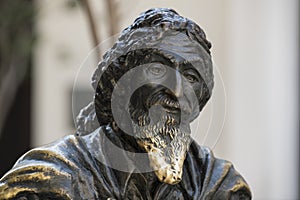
[103,124,144,153]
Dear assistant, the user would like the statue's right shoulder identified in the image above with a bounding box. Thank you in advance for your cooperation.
[0,133,101,199]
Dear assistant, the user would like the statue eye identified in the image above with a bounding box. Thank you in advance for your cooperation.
[182,68,200,83]
[184,74,198,83]
[147,63,167,76]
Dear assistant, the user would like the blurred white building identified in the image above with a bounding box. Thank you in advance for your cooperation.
[33,0,298,199]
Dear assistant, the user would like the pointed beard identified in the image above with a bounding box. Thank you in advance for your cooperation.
[133,114,191,185]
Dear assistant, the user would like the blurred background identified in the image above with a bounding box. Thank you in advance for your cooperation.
[0,0,298,199]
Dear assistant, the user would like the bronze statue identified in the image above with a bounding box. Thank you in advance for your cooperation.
[0,8,251,199]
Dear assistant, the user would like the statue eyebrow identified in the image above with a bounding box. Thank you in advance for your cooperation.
[178,58,204,70]
[149,49,205,72]
[181,57,204,65]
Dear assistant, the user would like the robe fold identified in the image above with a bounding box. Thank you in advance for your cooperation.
[0,127,251,199]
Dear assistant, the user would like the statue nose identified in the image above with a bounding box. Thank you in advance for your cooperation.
[173,70,183,98]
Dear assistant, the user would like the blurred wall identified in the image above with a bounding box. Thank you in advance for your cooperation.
[0,0,34,177]
[32,0,298,199]
[225,1,299,199]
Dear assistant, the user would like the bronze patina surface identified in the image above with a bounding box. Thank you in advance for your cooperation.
[0,8,251,199]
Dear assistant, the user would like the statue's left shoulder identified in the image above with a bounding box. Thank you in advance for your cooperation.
[190,143,252,200]
[213,158,252,200]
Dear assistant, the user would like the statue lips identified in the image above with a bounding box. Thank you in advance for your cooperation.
[145,88,193,123]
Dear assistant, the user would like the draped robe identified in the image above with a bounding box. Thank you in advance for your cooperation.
[0,126,251,199]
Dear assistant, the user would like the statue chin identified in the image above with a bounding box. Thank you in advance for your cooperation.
[152,155,185,185]
[137,140,188,185]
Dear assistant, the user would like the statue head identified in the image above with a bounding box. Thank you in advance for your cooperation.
[88,8,213,184]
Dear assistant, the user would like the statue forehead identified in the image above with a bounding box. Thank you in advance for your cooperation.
[125,31,210,72]
[131,30,209,60]
[129,32,212,85]
[94,30,213,95]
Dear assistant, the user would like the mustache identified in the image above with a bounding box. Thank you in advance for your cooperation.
[146,90,180,110]
[146,90,192,114]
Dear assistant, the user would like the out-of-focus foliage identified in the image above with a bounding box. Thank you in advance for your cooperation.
[0,0,34,78]
[0,0,35,135]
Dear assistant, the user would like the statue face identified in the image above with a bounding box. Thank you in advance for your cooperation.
[130,55,205,125]
[129,36,209,184]
[94,31,211,184]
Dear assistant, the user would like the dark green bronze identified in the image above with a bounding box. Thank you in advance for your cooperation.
[0,8,251,199]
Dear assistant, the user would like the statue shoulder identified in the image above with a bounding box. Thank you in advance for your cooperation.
[211,157,252,200]
[190,143,252,199]
[0,134,95,199]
